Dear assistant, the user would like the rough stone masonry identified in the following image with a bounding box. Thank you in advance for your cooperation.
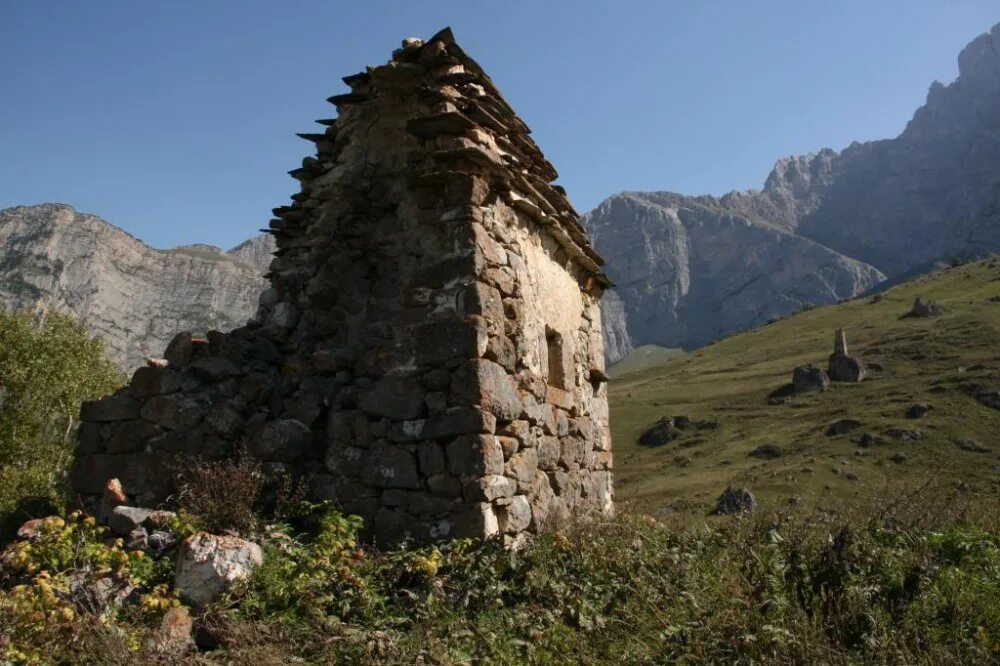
[70,28,613,544]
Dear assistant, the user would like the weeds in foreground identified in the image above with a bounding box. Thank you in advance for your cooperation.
[1,488,999,664]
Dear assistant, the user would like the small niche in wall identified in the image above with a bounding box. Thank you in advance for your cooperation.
[546,327,567,389]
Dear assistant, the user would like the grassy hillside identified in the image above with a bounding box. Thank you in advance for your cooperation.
[607,344,684,378]
[611,257,1000,516]
[3,262,1000,663]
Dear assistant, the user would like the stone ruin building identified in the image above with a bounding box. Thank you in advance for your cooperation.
[827,328,867,383]
[70,28,613,544]
[790,328,867,394]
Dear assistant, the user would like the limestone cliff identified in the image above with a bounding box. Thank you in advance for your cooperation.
[599,289,633,365]
[586,194,884,350]
[779,23,1000,273]
[592,22,1000,353]
[0,204,274,369]
[6,24,1000,365]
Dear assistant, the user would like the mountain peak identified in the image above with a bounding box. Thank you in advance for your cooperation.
[0,204,271,368]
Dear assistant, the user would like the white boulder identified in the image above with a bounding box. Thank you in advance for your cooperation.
[174,532,263,606]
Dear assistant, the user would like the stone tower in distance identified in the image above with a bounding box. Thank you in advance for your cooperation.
[71,28,613,544]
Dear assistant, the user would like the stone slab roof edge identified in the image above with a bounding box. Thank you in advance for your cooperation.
[426,27,612,287]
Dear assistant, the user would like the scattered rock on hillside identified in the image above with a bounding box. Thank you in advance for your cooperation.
[638,415,718,447]
[9,518,44,543]
[857,433,884,447]
[828,354,868,383]
[108,506,176,537]
[126,528,148,551]
[68,572,134,615]
[902,297,942,318]
[174,532,263,607]
[749,444,784,459]
[827,418,864,436]
[793,365,830,393]
[148,606,195,657]
[890,452,908,464]
[100,478,127,520]
[975,388,1000,410]
[886,428,924,442]
[674,455,693,467]
[956,438,991,453]
[638,418,681,447]
[712,487,756,515]
[906,403,934,419]
[148,530,178,557]
[767,383,795,404]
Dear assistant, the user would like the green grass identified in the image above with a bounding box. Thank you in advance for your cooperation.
[6,497,1000,664]
[611,257,1000,517]
[3,260,1000,663]
[607,344,685,378]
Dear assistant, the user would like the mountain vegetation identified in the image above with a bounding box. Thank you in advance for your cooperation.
[2,20,1000,666]
[611,257,1000,517]
[0,311,123,536]
[1,260,998,663]
[1,471,998,663]
[0,204,273,369]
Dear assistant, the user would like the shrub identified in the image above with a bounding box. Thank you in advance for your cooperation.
[172,453,264,535]
[0,512,180,663]
[236,508,383,623]
[219,496,1000,664]
[0,311,122,534]
[2,490,1000,663]
[171,452,309,535]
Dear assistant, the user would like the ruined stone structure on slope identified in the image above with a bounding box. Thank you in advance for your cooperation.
[827,328,867,383]
[70,28,613,544]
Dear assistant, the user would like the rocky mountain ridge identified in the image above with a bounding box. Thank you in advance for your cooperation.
[591,22,1000,356]
[586,193,885,352]
[4,24,999,367]
[0,203,273,369]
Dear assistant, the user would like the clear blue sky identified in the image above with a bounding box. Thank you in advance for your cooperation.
[1,1,997,250]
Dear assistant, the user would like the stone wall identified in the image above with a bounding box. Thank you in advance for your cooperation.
[70,28,612,544]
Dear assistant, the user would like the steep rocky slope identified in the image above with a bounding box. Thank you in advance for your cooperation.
[599,289,633,365]
[5,25,999,365]
[594,22,1000,352]
[0,204,273,369]
[587,194,884,350]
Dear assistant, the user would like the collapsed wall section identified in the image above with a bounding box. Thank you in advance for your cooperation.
[71,28,612,544]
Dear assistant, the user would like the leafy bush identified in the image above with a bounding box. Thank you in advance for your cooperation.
[0,512,180,663]
[236,508,383,623]
[207,493,1000,664]
[0,311,122,532]
[2,492,1000,663]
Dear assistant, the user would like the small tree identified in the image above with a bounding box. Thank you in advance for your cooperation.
[0,310,122,530]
